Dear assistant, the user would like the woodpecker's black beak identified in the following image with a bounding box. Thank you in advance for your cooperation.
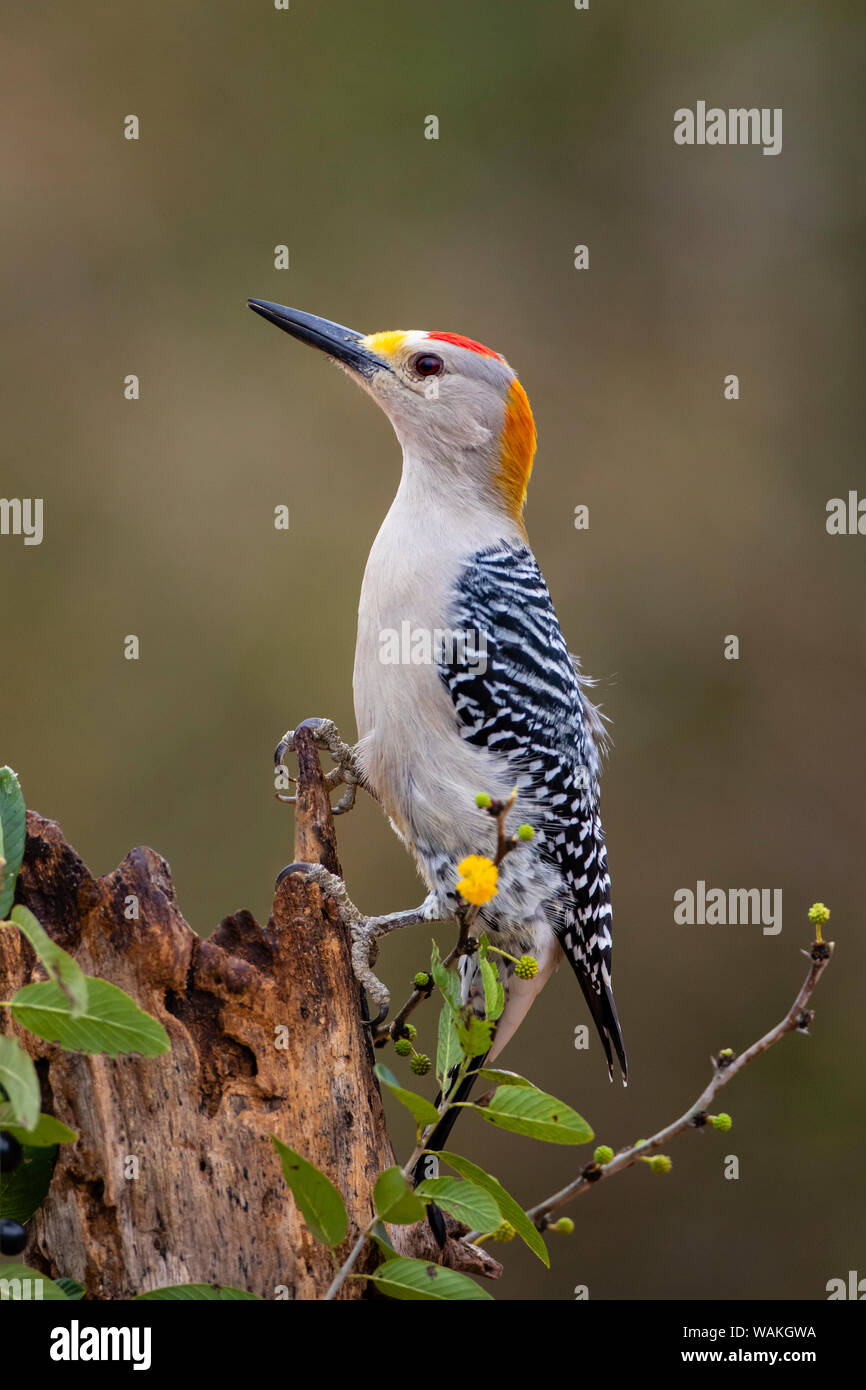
[247,300,387,378]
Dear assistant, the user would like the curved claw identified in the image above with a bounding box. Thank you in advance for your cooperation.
[361,1001,390,1030]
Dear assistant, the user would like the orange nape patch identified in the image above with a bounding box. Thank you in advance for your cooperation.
[427,331,504,361]
[361,330,408,359]
[496,378,537,522]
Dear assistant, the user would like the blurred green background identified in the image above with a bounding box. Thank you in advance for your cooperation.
[2,0,863,1300]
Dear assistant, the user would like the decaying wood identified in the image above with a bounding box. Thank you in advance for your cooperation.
[0,725,500,1297]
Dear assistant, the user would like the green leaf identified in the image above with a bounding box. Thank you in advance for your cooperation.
[430,942,461,1013]
[9,906,88,1019]
[0,1144,57,1223]
[478,935,505,1022]
[0,1036,39,1130]
[271,1138,348,1247]
[0,1106,77,1147]
[0,1264,71,1300]
[374,1063,440,1128]
[474,1085,594,1145]
[368,1221,400,1262]
[0,767,26,919]
[364,1256,491,1301]
[373,1166,427,1226]
[436,1002,462,1085]
[477,1067,534,1088]
[134,1283,260,1301]
[479,957,504,1022]
[456,1014,495,1059]
[10,977,170,1057]
[438,1150,549,1265]
[415,1177,500,1231]
[56,1277,85,1301]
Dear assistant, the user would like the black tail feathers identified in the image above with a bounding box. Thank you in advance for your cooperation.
[576,969,627,1083]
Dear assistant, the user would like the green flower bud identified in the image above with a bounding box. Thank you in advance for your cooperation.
[413,972,431,989]
[593,1145,614,1166]
[410,1053,431,1077]
[403,1022,417,1040]
[394,1038,412,1058]
[475,792,492,809]
[649,1154,672,1174]
[515,954,538,980]
[552,1217,575,1235]
[808,902,830,926]
[516,824,535,842]
[712,1112,732,1132]
[491,1220,516,1243]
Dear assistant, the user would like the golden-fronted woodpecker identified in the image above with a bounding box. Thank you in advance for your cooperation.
[249,300,626,1160]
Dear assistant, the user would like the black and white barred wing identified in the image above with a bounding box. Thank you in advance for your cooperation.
[439,540,627,1080]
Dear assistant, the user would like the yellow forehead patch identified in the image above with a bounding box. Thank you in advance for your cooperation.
[361,330,408,359]
[496,378,537,523]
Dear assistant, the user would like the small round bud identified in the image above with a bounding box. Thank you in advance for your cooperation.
[593,1145,614,1166]
[410,1053,431,1077]
[712,1112,732,1132]
[403,1022,418,1040]
[552,1217,575,1235]
[649,1154,672,1174]
[413,972,431,989]
[516,824,535,842]
[491,1220,516,1243]
[515,954,538,980]
[394,1038,412,1058]
[475,792,492,809]
[808,902,830,927]
[718,1048,734,1059]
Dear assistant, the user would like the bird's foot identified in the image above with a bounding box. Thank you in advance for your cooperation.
[301,865,444,1027]
[274,717,367,815]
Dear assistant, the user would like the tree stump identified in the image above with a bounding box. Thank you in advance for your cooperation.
[0,728,499,1298]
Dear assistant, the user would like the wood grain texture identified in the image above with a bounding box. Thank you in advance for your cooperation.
[0,734,500,1297]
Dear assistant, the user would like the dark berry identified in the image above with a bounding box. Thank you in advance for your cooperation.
[0,1131,23,1173]
[0,1219,28,1255]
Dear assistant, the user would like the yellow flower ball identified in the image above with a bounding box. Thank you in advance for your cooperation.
[456,855,499,906]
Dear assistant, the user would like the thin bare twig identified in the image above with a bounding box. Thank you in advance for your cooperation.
[521,935,835,1231]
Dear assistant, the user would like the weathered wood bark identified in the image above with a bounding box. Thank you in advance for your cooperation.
[0,727,499,1298]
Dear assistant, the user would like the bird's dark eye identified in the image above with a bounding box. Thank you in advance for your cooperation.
[411,352,444,378]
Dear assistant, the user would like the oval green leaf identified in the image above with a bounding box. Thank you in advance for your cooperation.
[364,1256,491,1301]
[10,978,170,1057]
[0,1035,40,1130]
[476,1085,593,1145]
[0,767,26,918]
[437,1150,549,1265]
[477,1067,534,1088]
[374,1064,441,1128]
[134,1283,260,1301]
[0,1264,72,1301]
[415,1176,500,1231]
[0,1143,57,1223]
[456,1015,495,1059]
[373,1166,427,1226]
[271,1137,348,1247]
[9,905,88,1018]
[436,1003,462,1086]
[0,1106,78,1147]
